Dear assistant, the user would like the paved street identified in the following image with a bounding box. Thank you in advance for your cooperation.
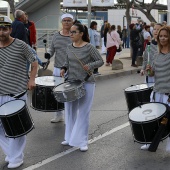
[1,48,170,170]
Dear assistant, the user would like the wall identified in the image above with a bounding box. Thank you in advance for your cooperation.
[108,9,159,28]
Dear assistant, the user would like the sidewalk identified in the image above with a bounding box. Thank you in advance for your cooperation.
[37,48,141,80]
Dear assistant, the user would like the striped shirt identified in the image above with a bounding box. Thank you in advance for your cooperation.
[48,32,72,68]
[0,39,36,95]
[153,52,170,93]
[142,40,158,70]
[65,43,104,83]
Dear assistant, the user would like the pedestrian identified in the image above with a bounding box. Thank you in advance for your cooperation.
[101,20,107,54]
[88,21,100,75]
[60,23,104,151]
[106,25,121,66]
[117,25,122,40]
[0,15,38,169]
[122,26,128,48]
[140,23,163,84]
[141,26,170,150]
[11,10,46,71]
[104,22,111,59]
[44,13,73,123]
[129,23,143,67]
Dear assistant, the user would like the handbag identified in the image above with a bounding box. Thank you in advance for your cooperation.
[116,45,122,52]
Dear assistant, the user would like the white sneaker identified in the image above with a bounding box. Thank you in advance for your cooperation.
[80,145,88,152]
[140,144,150,150]
[8,161,23,169]
[5,157,9,163]
[51,116,64,123]
[61,141,69,146]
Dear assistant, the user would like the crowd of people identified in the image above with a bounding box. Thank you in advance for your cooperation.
[0,9,169,169]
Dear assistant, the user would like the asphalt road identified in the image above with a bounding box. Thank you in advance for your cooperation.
[1,74,170,170]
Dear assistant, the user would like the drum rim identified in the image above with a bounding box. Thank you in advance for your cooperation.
[0,99,26,117]
[124,83,154,92]
[129,102,169,123]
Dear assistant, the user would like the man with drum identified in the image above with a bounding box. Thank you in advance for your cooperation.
[44,13,73,123]
[0,16,38,168]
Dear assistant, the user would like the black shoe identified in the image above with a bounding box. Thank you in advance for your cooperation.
[42,60,50,70]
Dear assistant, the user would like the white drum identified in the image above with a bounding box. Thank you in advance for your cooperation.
[129,103,170,143]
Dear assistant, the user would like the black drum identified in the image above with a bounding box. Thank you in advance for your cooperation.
[124,83,154,112]
[31,76,64,112]
[129,103,170,144]
[0,100,34,138]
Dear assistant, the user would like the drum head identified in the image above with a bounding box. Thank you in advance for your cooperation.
[35,76,64,86]
[129,103,166,122]
[53,80,82,92]
[125,83,154,92]
[0,100,25,116]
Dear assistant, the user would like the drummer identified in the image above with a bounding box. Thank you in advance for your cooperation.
[140,23,163,83]
[0,16,38,168]
[60,23,104,151]
[142,26,170,150]
[44,13,74,123]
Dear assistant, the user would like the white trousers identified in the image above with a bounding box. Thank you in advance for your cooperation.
[53,67,64,117]
[64,82,95,147]
[0,94,27,164]
[145,76,155,83]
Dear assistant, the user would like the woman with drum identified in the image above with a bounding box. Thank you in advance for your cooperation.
[142,26,170,150]
[60,23,104,151]
[140,23,163,83]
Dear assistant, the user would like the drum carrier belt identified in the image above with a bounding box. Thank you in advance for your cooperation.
[7,90,27,99]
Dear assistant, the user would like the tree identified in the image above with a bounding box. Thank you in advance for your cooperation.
[3,0,15,18]
[134,0,158,23]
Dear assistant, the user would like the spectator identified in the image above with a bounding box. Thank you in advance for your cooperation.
[129,23,143,67]
[88,21,100,75]
[117,25,122,40]
[122,26,128,48]
[101,20,107,54]
[104,22,111,59]
[143,25,151,51]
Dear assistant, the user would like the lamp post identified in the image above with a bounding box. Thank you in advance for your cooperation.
[168,0,170,25]
[87,0,91,28]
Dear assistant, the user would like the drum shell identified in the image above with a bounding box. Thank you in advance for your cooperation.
[129,103,170,144]
[53,80,86,103]
[0,100,34,138]
[31,85,64,112]
[124,84,153,112]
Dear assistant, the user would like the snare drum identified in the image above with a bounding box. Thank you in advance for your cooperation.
[53,80,86,102]
[0,100,34,138]
[124,83,154,112]
[31,76,64,112]
[129,103,170,144]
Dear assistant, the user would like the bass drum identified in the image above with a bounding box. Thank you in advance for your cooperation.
[129,103,170,144]
[0,100,34,138]
[124,83,154,112]
[31,76,64,112]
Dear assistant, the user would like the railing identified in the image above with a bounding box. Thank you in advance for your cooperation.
[36,29,58,48]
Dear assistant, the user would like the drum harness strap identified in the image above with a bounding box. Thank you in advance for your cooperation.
[7,90,27,99]
[69,49,92,81]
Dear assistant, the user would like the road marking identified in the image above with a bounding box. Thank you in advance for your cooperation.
[23,122,130,170]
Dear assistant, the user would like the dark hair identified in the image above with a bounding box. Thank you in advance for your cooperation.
[73,20,81,25]
[90,21,97,29]
[109,25,116,33]
[73,23,90,43]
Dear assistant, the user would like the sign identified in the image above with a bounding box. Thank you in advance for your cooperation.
[91,0,114,6]
[63,0,87,7]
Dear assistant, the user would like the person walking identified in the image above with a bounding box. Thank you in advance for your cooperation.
[106,25,121,66]
[60,23,104,151]
[44,13,73,123]
[0,15,38,169]
[122,26,128,48]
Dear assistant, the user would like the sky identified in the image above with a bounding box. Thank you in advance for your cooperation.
[0,0,167,7]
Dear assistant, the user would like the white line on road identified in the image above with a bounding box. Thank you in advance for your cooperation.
[23,122,130,170]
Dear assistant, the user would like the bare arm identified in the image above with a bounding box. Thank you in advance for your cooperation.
[28,61,38,90]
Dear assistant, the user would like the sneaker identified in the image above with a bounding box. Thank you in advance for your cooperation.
[140,144,150,150]
[61,141,69,146]
[105,63,110,66]
[51,116,64,123]
[8,161,23,169]
[80,145,88,152]
[131,64,138,67]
